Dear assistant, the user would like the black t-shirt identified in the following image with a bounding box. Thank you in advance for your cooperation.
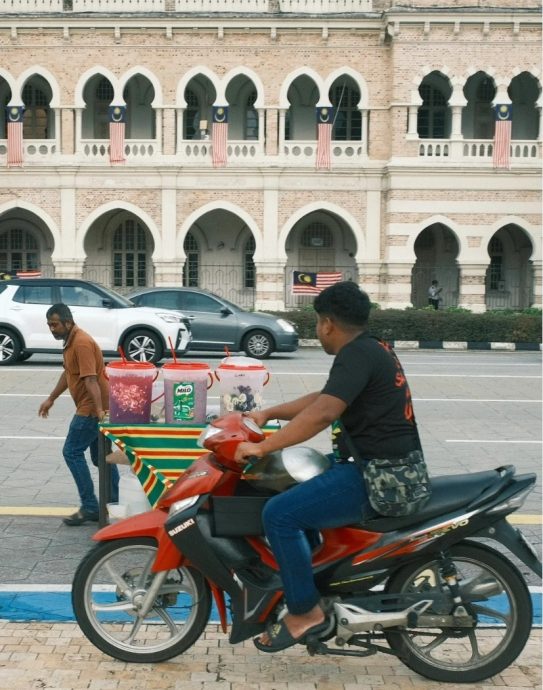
[322,333,419,460]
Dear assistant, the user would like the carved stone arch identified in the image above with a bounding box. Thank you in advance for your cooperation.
[16,66,61,108]
[119,66,163,107]
[0,69,16,101]
[178,201,261,258]
[177,67,220,107]
[485,216,539,260]
[410,65,455,105]
[0,199,60,257]
[222,67,265,108]
[408,215,463,263]
[279,67,324,109]
[324,67,369,108]
[75,66,119,108]
[278,202,363,262]
[77,201,161,259]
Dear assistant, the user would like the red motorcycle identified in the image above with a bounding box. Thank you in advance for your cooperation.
[73,413,541,683]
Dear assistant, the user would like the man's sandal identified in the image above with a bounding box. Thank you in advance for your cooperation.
[253,618,329,653]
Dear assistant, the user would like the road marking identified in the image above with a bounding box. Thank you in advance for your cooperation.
[0,435,67,440]
[446,439,542,444]
[0,506,540,524]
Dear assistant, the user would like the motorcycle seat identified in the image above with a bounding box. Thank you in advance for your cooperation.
[361,468,505,533]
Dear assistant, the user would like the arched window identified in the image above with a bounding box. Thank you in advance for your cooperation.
[330,84,361,140]
[183,232,199,286]
[488,237,504,290]
[22,83,49,139]
[418,83,448,138]
[184,89,199,140]
[95,78,114,139]
[301,223,333,248]
[244,236,255,288]
[0,228,39,273]
[474,77,495,139]
[245,91,258,140]
[112,219,147,288]
[508,72,540,140]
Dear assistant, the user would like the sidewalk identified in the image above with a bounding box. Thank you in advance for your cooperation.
[0,622,540,690]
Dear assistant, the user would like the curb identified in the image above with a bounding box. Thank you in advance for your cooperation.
[299,339,542,351]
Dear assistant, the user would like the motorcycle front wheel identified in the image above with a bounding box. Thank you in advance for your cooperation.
[72,537,211,663]
[384,542,533,683]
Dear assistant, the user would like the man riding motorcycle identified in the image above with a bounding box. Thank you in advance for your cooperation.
[234,281,422,652]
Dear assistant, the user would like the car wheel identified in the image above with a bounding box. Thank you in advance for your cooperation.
[0,329,21,366]
[123,330,163,364]
[243,330,274,359]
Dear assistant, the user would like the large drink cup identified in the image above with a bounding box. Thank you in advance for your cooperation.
[215,356,270,415]
[106,361,158,424]
[162,361,213,425]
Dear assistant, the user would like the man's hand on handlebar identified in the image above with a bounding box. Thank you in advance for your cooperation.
[242,410,269,428]
[234,441,266,465]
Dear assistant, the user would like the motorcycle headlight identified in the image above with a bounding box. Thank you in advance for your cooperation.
[157,312,182,323]
[277,318,295,333]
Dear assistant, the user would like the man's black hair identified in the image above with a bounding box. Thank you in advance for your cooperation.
[313,281,370,328]
[46,303,74,322]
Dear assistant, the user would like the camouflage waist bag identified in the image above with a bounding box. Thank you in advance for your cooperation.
[363,450,431,517]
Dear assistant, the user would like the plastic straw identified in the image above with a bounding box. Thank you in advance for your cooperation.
[168,336,178,364]
[118,346,127,363]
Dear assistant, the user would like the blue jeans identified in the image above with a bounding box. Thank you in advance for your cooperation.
[262,461,372,615]
[63,414,119,514]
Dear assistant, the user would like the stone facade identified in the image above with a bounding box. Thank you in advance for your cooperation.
[0,1,540,312]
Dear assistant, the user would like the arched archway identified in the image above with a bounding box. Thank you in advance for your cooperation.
[81,208,155,292]
[462,72,496,139]
[82,74,115,139]
[225,74,259,140]
[508,72,541,140]
[181,208,257,307]
[411,223,460,308]
[417,71,453,139]
[122,74,156,139]
[328,74,361,141]
[0,207,55,277]
[485,224,533,310]
[182,74,217,140]
[285,75,320,141]
[283,208,358,307]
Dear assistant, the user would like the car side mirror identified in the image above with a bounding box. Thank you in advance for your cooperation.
[220,306,232,316]
[102,298,113,308]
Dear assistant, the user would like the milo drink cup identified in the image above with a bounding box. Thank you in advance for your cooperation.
[162,362,213,425]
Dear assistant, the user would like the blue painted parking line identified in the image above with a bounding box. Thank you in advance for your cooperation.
[0,586,540,625]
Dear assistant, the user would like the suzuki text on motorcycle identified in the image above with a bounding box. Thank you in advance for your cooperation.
[72,413,542,683]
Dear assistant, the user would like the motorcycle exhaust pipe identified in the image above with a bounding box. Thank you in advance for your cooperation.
[460,575,503,599]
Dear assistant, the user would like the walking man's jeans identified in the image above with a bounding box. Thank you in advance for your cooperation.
[63,414,119,514]
[262,461,373,615]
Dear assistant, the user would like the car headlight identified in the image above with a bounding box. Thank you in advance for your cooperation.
[277,318,295,333]
[157,312,183,323]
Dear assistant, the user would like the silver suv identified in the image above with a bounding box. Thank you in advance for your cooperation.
[0,278,191,365]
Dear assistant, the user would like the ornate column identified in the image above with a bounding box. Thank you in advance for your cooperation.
[154,107,163,156]
[278,108,286,156]
[254,262,285,311]
[162,107,176,156]
[458,263,487,313]
[361,108,369,156]
[74,107,83,154]
[531,259,542,309]
[60,107,74,155]
[265,108,279,156]
[407,105,419,137]
[176,108,185,154]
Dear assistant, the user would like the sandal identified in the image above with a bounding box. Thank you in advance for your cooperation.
[253,618,329,653]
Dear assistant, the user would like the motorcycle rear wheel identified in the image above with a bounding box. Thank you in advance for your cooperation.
[72,537,211,663]
[384,542,532,683]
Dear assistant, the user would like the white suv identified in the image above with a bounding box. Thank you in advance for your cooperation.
[0,278,192,365]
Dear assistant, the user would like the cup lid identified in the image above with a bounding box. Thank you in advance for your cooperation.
[162,361,210,370]
[106,361,156,370]
[217,356,267,371]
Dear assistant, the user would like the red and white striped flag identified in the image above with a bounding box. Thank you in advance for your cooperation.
[492,104,512,169]
[316,106,333,170]
[316,272,343,290]
[109,105,126,164]
[212,106,228,168]
[6,106,24,167]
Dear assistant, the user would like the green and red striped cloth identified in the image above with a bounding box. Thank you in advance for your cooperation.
[100,423,278,508]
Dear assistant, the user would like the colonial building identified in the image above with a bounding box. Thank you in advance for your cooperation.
[0,0,540,311]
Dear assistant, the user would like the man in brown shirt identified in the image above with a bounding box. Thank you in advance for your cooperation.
[38,303,119,525]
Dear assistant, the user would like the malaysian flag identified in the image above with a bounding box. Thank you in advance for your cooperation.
[492,104,512,169]
[109,105,126,164]
[212,106,228,168]
[316,106,334,170]
[292,271,343,295]
[6,106,24,167]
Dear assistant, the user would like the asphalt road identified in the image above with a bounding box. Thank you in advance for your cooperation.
[0,347,540,585]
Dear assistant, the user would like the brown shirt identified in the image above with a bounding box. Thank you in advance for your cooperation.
[63,325,109,416]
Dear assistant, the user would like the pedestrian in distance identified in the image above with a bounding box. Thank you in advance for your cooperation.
[234,281,420,652]
[428,279,443,310]
[38,303,119,526]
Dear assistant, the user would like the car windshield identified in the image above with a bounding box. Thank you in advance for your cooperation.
[91,283,135,308]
